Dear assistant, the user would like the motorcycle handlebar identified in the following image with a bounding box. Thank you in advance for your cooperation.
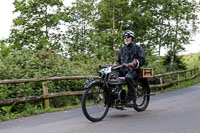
[112,63,131,70]
[99,64,132,70]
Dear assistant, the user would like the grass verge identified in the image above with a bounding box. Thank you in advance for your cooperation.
[163,74,200,92]
[0,103,82,122]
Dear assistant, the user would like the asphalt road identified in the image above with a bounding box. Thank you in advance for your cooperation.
[1,83,200,133]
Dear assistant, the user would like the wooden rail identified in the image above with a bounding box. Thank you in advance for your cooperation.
[0,76,99,84]
[0,67,199,107]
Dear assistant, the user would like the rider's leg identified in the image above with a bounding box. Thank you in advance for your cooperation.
[125,69,138,106]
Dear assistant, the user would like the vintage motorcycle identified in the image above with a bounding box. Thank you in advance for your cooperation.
[81,64,151,122]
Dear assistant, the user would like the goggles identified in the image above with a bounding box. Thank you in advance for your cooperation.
[123,35,131,39]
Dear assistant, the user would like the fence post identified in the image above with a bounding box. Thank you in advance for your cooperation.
[42,82,50,108]
[185,72,187,79]
[177,74,180,85]
[160,77,163,91]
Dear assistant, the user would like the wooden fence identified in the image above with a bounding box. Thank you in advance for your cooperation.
[0,67,199,107]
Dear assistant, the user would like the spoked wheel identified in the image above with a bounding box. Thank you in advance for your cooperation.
[134,78,150,112]
[81,81,109,122]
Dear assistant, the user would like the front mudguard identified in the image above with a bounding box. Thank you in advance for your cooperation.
[84,80,104,90]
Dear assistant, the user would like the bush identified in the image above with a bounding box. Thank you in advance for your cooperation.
[144,55,167,86]
[163,54,186,71]
[0,48,113,112]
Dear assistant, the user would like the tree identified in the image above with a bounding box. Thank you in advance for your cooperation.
[93,0,163,57]
[64,0,96,58]
[129,0,199,67]
[93,0,131,55]
[8,0,70,51]
[0,40,11,57]
[162,0,199,70]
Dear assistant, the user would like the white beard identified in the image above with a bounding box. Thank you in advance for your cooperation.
[124,40,131,45]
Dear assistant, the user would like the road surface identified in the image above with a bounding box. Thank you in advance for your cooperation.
[0,83,200,133]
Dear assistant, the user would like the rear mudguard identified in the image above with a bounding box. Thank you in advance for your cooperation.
[138,78,151,95]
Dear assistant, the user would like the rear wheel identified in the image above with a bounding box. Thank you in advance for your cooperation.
[81,81,109,122]
[134,78,150,112]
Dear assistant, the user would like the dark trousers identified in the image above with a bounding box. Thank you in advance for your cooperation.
[117,68,140,101]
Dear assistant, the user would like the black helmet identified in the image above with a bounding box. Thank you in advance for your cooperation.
[123,30,135,40]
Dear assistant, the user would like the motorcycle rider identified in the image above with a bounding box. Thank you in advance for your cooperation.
[113,30,145,106]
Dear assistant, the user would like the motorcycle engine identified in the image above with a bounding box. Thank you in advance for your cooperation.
[112,87,126,105]
[118,89,126,101]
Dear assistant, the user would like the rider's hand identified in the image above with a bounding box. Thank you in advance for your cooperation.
[128,59,138,68]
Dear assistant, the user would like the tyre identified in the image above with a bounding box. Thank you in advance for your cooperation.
[134,78,150,112]
[81,81,109,122]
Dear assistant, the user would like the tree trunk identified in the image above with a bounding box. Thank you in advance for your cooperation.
[170,51,174,70]
[170,16,179,70]
[45,4,48,38]
[112,4,115,51]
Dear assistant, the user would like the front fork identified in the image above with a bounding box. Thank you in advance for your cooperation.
[84,80,111,107]
[101,83,113,107]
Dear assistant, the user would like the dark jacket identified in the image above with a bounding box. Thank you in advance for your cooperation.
[116,42,145,68]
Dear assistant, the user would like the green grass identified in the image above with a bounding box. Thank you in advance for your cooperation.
[164,74,200,92]
[0,102,83,122]
[0,96,100,122]
[183,52,200,69]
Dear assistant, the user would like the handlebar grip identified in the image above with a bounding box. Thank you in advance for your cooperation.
[99,65,108,69]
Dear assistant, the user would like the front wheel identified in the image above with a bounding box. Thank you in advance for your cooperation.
[134,78,150,112]
[81,81,109,122]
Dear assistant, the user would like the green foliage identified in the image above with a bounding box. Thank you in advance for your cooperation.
[8,0,70,50]
[163,54,187,71]
[160,0,199,68]
[0,100,83,122]
[145,55,166,74]
[0,103,16,121]
[1,103,16,114]
[3,0,199,65]
[0,40,11,57]
[144,55,167,85]
[0,48,113,113]
[164,74,200,92]
[63,0,199,63]
[64,0,97,58]
[0,102,48,121]
[183,52,200,69]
